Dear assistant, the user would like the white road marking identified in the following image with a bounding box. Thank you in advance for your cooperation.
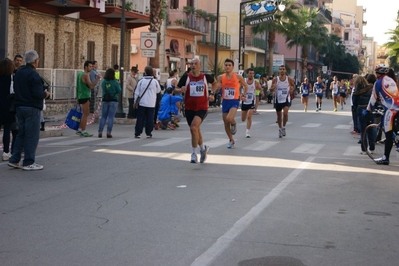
[46,137,101,146]
[142,137,190,147]
[302,123,321,128]
[204,138,229,148]
[243,141,279,151]
[334,125,352,129]
[191,157,315,266]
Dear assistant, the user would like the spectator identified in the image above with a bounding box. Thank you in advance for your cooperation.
[89,60,100,113]
[98,68,121,138]
[8,50,50,170]
[156,87,183,130]
[134,66,161,138]
[13,54,23,73]
[126,66,138,119]
[114,64,120,82]
[0,58,18,161]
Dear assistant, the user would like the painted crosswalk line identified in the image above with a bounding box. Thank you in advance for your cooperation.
[291,143,325,154]
[142,137,190,147]
[243,141,279,151]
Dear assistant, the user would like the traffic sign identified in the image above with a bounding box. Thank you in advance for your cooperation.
[140,32,157,50]
[327,69,331,75]
[141,50,155,58]
[322,66,327,73]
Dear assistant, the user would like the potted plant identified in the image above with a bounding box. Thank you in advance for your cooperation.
[145,6,150,15]
[183,6,195,14]
[125,1,133,11]
[207,13,217,22]
[174,19,183,25]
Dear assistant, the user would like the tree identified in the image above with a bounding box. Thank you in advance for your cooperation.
[284,7,328,81]
[319,33,345,73]
[251,0,299,76]
[149,0,167,68]
[383,19,399,71]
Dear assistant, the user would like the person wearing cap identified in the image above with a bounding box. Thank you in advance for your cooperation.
[363,65,399,165]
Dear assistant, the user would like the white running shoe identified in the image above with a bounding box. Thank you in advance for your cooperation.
[281,127,286,137]
[190,153,198,163]
[200,145,209,163]
[22,163,44,171]
[2,152,11,161]
[246,132,251,138]
[278,129,283,138]
[227,140,235,149]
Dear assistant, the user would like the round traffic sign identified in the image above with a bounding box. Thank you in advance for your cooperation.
[144,39,153,49]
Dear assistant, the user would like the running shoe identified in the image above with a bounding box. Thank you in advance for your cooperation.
[76,131,82,136]
[333,108,337,112]
[341,106,343,110]
[8,162,22,169]
[316,109,319,112]
[278,129,283,138]
[22,163,44,171]
[167,124,176,130]
[154,121,161,130]
[282,127,286,137]
[374,158,389,165]
[227,140,235,149]
[2,152,11,161]
[246,132,251,138]
[200,145,209,163]
[230,123,237,135]
[81,132,93,137]
[190,152,198,163]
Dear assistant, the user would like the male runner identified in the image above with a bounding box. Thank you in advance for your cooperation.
[242,68,261,138]
[217,59,248,148]
[177,58,218,163]
[314,76,325,112]
[270,65,295,138]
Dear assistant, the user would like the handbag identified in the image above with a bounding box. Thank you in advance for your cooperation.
[133,78,153,109]
[65,104,83,130]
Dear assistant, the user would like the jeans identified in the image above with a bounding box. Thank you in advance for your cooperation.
[9,107,41,166]
[1,122,16,153]
[351,105,359,132]
[98,101,118,134]
[135,105,155,137]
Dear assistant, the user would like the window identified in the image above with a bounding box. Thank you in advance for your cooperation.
[344,32,349,41]
[87,41,95,61]
[34,33,45,68]
[186,0,194,6]
[199,55,208,72]
[170,0,178,9]
[111,44,118,66]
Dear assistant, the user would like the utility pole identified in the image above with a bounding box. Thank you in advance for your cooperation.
[0,0,9,59]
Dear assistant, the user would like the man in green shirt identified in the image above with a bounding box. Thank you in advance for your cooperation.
[76,61,101,137]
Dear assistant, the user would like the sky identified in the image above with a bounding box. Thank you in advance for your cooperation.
[357,0,399,45]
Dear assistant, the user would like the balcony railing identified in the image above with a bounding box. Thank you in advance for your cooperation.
[200,30,231,48]
[245,37,266,50]
[304,0,318,7]
[167,10,209,34]
[106,0,150,15]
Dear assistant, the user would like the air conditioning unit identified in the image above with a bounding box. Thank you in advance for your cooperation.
[186,44,194,53]
[130,44,138,54]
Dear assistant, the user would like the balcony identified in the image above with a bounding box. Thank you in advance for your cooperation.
[9,0,150,29]
[198,30,231,49]
[318,6,332,24]
[304,0,318,7]
[245,37,266,51]
[166,9,208,36]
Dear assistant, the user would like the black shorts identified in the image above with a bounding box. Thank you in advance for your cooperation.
[339,93,346,98]
[78,98,90,104]
[275,102,291,112]
[241,102,255,111]
[185,109,208,126]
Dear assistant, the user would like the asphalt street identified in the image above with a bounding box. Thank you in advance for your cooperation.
[1,96,398,266]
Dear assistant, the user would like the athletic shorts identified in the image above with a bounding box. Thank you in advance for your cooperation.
[185,109,208,126]
[78,98,90,104]
[316,94,323,99]
[275,102,291,112]
[339,93,346,98]
[333,92,339,97]
[241,102,255,111]
[222,99,240,113]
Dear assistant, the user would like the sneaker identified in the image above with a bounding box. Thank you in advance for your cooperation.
[2,152,11,161]
[98,133,102,138]
[333,108,337,112]
[154,121,161,130]
[8,162,22,169]
[106,133,112,138]
[374,158,389,165]
[227,140,235,149]
[167,124,176,130]
[146,135,152,139]
[282,128,286,137]
[200,145,209,163]
[360,151,366,155]
[76,131,82,136]
[134,135,141,139]
[369,150,374,154]
[341,106,343,110]
[190,152,198,163]
[230,123,237,135]
[22,163,44,171]
[304,108,307,112]
[246,132,251,138]
[279,129,283,138]
[81,132,93,137]
[316,109,319,112]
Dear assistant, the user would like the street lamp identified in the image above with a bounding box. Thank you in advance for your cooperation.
[294,21,312,88]
[239,0,285,71]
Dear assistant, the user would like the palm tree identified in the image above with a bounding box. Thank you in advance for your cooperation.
[149,0,164,68]
[383,19,399,71]
[284,7,328,81]
[319,33,345,74]
[251,0,299,76]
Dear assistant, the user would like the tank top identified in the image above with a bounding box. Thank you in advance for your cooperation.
[275,76,290,103]
[185,73,208,111]
[314,82,324,95]
[166,77,177,89]
[301,83,310,96]
[243,78,256,105]
[331,81,339,94]
[222,73,240,100]
[76,71,91,99]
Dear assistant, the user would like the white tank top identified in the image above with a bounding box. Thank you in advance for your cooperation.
[331,81,339,94]
[244,78,256,105]
[275,76,290,103]
[166,77,177,89]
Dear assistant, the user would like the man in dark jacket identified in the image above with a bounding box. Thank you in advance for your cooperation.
[8,50,50,171]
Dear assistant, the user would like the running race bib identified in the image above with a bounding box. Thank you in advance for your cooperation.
[224,88,236,99]
[277,88,288,103]
[189,81,205,97]
[302,88,308,95]
[244,92,253,104]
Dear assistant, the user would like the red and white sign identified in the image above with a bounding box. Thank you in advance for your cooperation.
[140,32,157,50]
